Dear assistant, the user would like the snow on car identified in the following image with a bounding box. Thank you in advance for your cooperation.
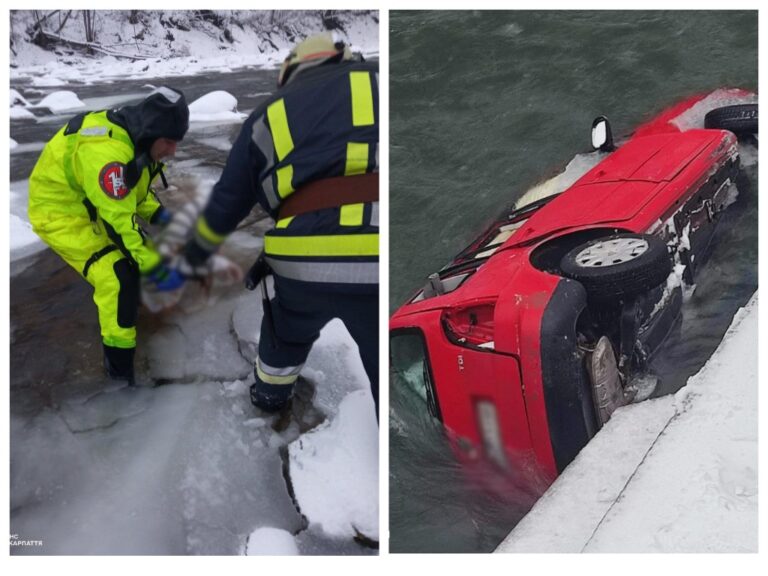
[390,88,758,484]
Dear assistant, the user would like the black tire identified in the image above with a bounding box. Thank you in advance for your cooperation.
[560,233,672,301]
[704,104,758,135]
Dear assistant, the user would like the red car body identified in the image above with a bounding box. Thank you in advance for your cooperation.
[390,89,754,483]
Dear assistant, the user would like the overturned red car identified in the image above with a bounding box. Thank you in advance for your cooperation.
[390,88,757,482]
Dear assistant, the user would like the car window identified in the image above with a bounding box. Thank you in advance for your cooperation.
[390,329,442,421]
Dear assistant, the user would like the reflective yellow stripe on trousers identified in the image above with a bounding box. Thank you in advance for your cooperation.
[256,357,301,385]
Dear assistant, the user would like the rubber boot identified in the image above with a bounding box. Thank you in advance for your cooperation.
[103,344,136,386]
[250,376,322,433]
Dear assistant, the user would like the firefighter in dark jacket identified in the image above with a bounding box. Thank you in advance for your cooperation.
[180,32,379,418]
[28,87,189,384]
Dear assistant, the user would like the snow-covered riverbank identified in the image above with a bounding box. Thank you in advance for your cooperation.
[10,10,378,86]
[497,293,758,553]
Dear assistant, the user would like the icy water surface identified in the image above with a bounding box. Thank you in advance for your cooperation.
[389,10,757,553]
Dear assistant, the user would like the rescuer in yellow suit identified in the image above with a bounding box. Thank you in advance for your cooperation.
[28,87,190,384]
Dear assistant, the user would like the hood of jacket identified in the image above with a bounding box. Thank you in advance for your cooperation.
[108,86,189,156]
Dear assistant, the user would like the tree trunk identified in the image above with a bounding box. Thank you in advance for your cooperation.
[55,10,72,35]
[82,10,95,44]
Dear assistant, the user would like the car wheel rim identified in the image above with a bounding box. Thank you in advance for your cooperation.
[575,237,649,268]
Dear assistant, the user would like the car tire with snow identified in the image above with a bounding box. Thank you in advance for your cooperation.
[560,233,672,301]
[704,104,758,136]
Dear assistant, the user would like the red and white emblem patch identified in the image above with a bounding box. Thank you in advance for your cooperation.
[98,162,130,199]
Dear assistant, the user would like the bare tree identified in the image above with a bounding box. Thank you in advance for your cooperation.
[55,10,73,35]
[82,10,95,43]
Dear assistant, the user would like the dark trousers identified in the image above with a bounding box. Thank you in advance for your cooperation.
[251,276,379,420]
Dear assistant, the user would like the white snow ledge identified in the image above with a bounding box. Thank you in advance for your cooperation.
[497,292,758,553]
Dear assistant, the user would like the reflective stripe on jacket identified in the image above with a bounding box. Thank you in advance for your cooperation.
[198,60,379,285]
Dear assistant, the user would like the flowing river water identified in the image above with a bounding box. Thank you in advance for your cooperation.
[389,10,758,553]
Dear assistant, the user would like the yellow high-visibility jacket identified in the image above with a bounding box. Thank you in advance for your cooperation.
[29,110,164,274]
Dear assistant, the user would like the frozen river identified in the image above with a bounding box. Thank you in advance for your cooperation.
[10,68,378,555]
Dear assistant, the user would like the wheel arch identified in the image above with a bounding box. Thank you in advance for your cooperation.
[529,227,634,276]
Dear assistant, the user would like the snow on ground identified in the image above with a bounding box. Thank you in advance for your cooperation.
[11,88,31,106]
[10,213,47,262]
[10,87,246,127]
[289,389,379,540]
[36,90,86,113]
[189,90,246,123]
[10,105,35,120]
[497,293,757,553]
[245,527,299,555]
[10,12,379,86]
[9,179,47,264]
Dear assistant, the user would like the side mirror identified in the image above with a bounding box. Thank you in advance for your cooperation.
[591,115,615,152]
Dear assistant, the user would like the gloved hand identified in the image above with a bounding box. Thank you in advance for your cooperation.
[156,198,204,258]
[153,207,173,227]
[145,263,185,292]
[171,253,210,280]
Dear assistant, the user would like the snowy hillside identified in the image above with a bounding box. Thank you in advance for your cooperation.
[10,10,379,83]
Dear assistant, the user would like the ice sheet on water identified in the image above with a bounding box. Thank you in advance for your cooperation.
[11,385,199,553]
[739,142,758,168]
[189,90,247,123]
[10,105,35,119]
[10,88,31,107]
[79,91,150,111]
[289,390,379,540]
[10,213,46,262]
[28,75,68,88]
[179,381,303,554]
[245,527,299,555]
[514,152,603,210]
[9,141,45,155]
[10,410,92,512]
[294,524,378,555]
[197,136,236,151]
[11,381,300,554]
[58,385,152,433]
[144,294,252,382]
[36,90,86,113]
[671,88,758,132]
